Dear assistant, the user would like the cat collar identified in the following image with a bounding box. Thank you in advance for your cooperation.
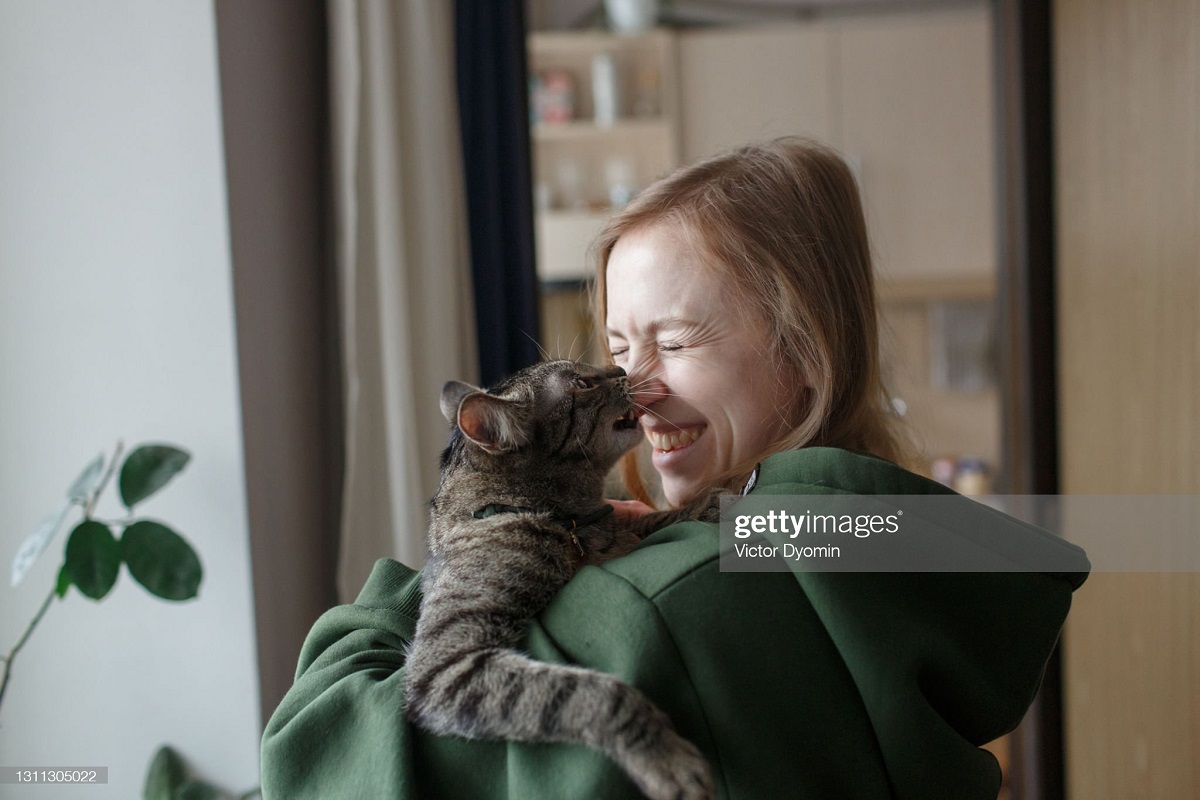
[472,503,615,557]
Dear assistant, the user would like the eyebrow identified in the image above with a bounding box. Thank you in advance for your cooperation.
[606,316,700,338]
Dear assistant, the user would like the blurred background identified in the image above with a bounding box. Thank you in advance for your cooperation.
[0,0,1195,797]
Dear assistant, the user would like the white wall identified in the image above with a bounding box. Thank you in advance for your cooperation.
[0,1,261,797]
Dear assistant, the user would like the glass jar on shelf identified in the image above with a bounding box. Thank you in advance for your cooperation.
[953,457,992,496]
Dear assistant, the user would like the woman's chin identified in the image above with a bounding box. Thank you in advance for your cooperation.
[652,440,707,507]
[660,476,705,509]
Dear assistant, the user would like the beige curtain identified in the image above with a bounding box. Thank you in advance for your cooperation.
[328,0,478,601]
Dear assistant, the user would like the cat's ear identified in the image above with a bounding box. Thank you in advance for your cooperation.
[440,381,480,424]
[455,392,530,453]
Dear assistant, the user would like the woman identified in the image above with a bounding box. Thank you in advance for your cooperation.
[261,138,1088,799]
[596,136,902,510]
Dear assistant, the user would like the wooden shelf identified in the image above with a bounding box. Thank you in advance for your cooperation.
[533,118,672,142]
[538,208,612,221]
[528,29,674,55]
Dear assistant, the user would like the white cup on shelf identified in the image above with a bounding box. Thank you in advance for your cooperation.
[605,0,658,33]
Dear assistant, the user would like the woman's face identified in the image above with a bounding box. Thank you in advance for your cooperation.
[605,224,798,506]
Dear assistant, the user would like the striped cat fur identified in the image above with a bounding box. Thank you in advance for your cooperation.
[405,360,716,800]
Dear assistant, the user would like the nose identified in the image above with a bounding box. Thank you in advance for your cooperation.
[601,365,626,379]
[627,362,668,411]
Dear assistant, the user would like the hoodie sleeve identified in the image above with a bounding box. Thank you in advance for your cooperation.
[259,557,705,800]
[260,559,427,799]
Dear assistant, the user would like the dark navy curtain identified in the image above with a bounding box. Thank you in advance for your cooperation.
[455,0,541,387]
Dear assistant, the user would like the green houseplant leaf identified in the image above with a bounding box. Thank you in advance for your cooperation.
[55,563,72,598]
[144,745,186,800]
[2,441,206,727]
[121,521,202,601]
[120,445,191,510]
[175,779,222,800]
[67,452,106,503]
[64,521,121,600]
[10,504,72,588]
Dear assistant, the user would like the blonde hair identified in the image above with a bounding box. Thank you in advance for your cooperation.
[591,137,911,504]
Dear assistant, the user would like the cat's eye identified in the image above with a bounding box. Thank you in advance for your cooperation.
[571,374,599,390]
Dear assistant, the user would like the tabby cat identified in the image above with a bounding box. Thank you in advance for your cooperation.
[405,359,716,800]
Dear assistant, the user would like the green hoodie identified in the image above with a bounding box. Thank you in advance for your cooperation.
[262,447,1088,799]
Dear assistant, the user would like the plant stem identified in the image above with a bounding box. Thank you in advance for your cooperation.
[1,439,123,721]
[0,585,57,717]
[85,440,124,518]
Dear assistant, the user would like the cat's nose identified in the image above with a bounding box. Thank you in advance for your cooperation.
[602,365,626,379]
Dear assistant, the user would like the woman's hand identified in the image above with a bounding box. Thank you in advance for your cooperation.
[607,498,657,521]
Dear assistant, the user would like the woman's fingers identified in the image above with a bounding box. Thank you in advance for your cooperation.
[607,498,657,520]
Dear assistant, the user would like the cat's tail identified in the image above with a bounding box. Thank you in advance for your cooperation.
[405,647,714,800]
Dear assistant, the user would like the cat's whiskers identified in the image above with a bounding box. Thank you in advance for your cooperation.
[575,435,594,469]
[628,374,703,401]
[567,330,582,362]
[627,371,700,430]
[523,330,551,363]
[631,402,692,434]
[629,371,666,390]
[636,388,698,402]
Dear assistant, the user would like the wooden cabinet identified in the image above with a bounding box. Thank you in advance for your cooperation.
[678,24,834,161]
[528,10,994,286]
[834,6,996,282]
[527,30,681,282]
[677,5,995,284]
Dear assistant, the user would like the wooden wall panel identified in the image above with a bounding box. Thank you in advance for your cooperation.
[1054,0,1200,796]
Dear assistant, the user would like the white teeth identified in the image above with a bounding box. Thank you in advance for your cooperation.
[647,427,700,452]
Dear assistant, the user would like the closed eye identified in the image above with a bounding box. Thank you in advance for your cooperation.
[571,374,599,389]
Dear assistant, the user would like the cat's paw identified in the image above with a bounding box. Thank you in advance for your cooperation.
[625,731,715,800]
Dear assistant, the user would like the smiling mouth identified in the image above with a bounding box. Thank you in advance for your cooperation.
[646,426,702,453]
